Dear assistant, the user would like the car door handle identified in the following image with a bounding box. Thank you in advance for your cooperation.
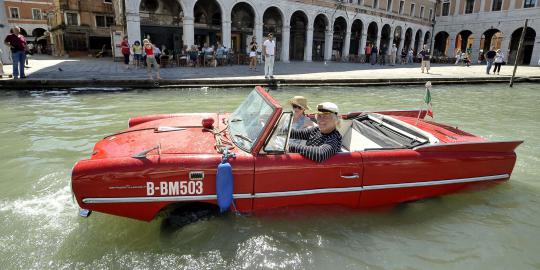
[341,173,359,179]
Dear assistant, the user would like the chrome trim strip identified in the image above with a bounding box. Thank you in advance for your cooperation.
[252,186,364,198]
[82,174,509,204]
[363,174,509,191]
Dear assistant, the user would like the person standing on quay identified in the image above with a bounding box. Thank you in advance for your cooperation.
[364,43,372,63]
[407,48,414,64]
[4,26,27,79]
[263,33,276,79]
[143,39,161,80]
[390,44,397,65]
[248,36,258,71]
[419,45,431,74]
[493,49,505,75]
[485,47,496,74]
[370,45,378,65]
[380,44,387,65]
[120,36,131,70]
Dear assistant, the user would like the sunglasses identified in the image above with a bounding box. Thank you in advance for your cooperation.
[292,104,303,110]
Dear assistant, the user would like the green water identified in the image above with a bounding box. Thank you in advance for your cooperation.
[1,84,539,269]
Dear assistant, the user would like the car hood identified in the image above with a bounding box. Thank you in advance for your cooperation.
[90,113,225,159]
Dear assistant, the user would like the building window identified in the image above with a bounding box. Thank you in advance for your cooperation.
[66,12,79,26]
[429,9,433,20]
[358,0,363,5]
[420,6,425,18]
[103,0,112,3]
[387,0,393,11]
[441,0,450,15]
[9,7,19,19]
[373,0,379,9]
[491,0,503,10]
[96,15,115,27]
[32,9,42,20]
[524,0,536,8]
[465,0,475,13]
[399,0,405,14]
[410,3,416,16]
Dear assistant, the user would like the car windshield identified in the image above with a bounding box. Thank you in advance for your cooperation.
[228,89,275,152]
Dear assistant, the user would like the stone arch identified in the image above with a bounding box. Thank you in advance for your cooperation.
[455,30,473,54]
[423,30,431,48]
[139,0,184,51]
[332,16,347,60]
[290,10,308,61]
[349,19,363,56]
[231,2,256,53]
[393,25,403,49]
[312,13,329,61]
[481,28,503,52]
[414,29,422,53]
[380,24,392,51]
[193,0,223,47]
[434,31,450,56]
[367,21,378,46]
[404,27,413,51]
[263,6,284,60]
[509,27,536,65]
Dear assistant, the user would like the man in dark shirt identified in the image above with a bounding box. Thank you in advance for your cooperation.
[485,47,497,74]
[419,45,431,74]
[4,26,27,79]
[288,102,342,162]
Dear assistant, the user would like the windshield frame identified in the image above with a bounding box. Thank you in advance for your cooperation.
[227,86,282,154]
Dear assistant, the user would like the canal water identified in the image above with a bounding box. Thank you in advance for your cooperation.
[0,83,539,269]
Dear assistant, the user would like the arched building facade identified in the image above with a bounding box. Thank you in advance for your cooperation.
[124,0,435,62]
[433,0,539,65]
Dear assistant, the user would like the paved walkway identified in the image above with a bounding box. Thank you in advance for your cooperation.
[1,55,539,88]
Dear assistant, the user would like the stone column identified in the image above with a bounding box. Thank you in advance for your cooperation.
[479,0,486,12]
[454,0,461,15]
[182,16,195,47]
[508,0,516,10]
[305,26,313,62]
[410,31,416,52]
[324,30,333,61]
[255,21,263,49]
[0,2,12,64]
[126,13,141,47]
[359,29,368,55]
[343,31,351,61]
[222,20,232,49]
[471,34,481,63]
[281,25,290,63]
[530,36,540,66]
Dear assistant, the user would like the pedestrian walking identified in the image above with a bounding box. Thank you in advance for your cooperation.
[407,48,414,64]
[248,36,258,71]
[3,26,27,79]
[370,45,378,65]
[485,47,496,74]
[380,45,387,65]
[390,44,397,65]
[132,40,142,68]
[263,33,276,79]
[493,49,504,75]
[120,36,130,69]
[455,50,462,64]
[143,39,161,80]
[419,45,431,74]
[364,43,372,64]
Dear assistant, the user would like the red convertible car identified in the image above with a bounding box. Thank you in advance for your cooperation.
[72,86,522,222]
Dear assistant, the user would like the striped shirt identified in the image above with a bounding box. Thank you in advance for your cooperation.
[289,127,342,162]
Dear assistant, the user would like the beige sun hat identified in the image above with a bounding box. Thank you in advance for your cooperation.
[288,96,311,110]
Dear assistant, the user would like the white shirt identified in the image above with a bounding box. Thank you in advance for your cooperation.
[263,39,275,56]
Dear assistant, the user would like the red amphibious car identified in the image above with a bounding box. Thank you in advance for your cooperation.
[71,86,522,221]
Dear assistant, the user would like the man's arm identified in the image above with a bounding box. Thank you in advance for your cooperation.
[289,127,315,140]
[289,136,341,162]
